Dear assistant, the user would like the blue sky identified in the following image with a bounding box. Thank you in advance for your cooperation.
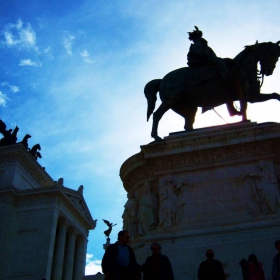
[1,0,280,275]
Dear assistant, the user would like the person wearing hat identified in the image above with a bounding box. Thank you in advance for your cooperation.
[187,26,218,69]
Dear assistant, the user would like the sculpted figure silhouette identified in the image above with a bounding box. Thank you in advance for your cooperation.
[145,29,280,141]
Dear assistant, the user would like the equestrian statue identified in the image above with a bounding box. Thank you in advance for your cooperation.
[145,26,280,141]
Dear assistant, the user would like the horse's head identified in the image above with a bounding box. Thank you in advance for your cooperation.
[259,42,280,76]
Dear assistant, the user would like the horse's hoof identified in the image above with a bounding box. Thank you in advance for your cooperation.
[153,136,164,142]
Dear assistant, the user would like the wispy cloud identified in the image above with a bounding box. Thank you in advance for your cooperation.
[3,19,37,50]
[85,254,102,275]
[19,58,42,67]
[0,91,10,107]
[44,47,54,60]
[80,49,94,63]
[1,82,19,93]
[62,32,75,55]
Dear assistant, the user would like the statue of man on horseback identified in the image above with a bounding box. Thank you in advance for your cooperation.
[144,29,280,141]
[187,26,240,116]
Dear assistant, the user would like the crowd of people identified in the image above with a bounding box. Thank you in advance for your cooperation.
[101,230,280,280]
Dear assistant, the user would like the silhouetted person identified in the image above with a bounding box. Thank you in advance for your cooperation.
[142,242,174,280]
[197,249,225,280]
[272,240,280,280]
[102,230,139,280]
[239,258,249,280]
[248,254,265,280]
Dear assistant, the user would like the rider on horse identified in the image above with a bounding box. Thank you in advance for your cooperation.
[187,26,240,116]
[187,26,228,79]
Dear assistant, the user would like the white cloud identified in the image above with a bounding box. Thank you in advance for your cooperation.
[80,49,89,57]
[80,50,94,63]
[44,47,54,59]
[3,19,37,50]
[0,91,10,107]
[19,59,42,67]
[62,32,75,55]
[10,85,19,93]
[1,82,20,93]
[85,254,102,275]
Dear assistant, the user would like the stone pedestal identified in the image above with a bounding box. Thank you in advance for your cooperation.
[120,122,280,280]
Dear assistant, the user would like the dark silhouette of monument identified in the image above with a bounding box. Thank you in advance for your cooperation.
[0,119,42,160]
[145,27,280,141]
[102,219,117,240]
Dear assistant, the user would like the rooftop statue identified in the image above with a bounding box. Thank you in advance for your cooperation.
[30,143,41,160]
[102,219,117,240]
[0,119,19,146]
[145,27,280,141]
[20,134,32,150]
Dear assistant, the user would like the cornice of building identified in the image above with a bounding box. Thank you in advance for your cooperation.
[0,144,54,187]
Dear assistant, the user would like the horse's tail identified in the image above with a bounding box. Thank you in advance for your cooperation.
[144,79,161,121]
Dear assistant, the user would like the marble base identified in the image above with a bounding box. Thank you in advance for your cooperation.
[120,122,280,280]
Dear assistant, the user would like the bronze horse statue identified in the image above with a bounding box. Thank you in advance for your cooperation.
[145,41,280,141]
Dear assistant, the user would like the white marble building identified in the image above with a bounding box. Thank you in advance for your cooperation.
[120,122,280,280]
[0,144,96,280]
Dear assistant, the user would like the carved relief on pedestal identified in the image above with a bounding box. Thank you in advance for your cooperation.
[158,175,194,230]
[122,193,138,239]
[159,177,178,229]
[244,160,280,215]
[138,181,158,236]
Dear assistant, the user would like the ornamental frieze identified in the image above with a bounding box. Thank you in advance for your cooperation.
[140,123,280,158]
[123,142,276,189]
[17,196,58,207]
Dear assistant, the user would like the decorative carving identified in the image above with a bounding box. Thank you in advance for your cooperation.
[122,193,138,239]
[245,160,280,214]
[138,181,158,235]
[66,193,92,222]
[159,178,178,229]
[174,179,194,224]
[17,196,58,207]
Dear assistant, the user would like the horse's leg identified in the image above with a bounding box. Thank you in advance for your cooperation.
[240,98,248,121]
[183,107,198,131]
[152,101,172,141]
[234,78,248,122]
[226,102,241,116]
[248,92,280,103]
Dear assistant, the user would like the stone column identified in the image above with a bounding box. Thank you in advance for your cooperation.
[52,218,67,280]
[62,227,76,280]
[73,235,85,280]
